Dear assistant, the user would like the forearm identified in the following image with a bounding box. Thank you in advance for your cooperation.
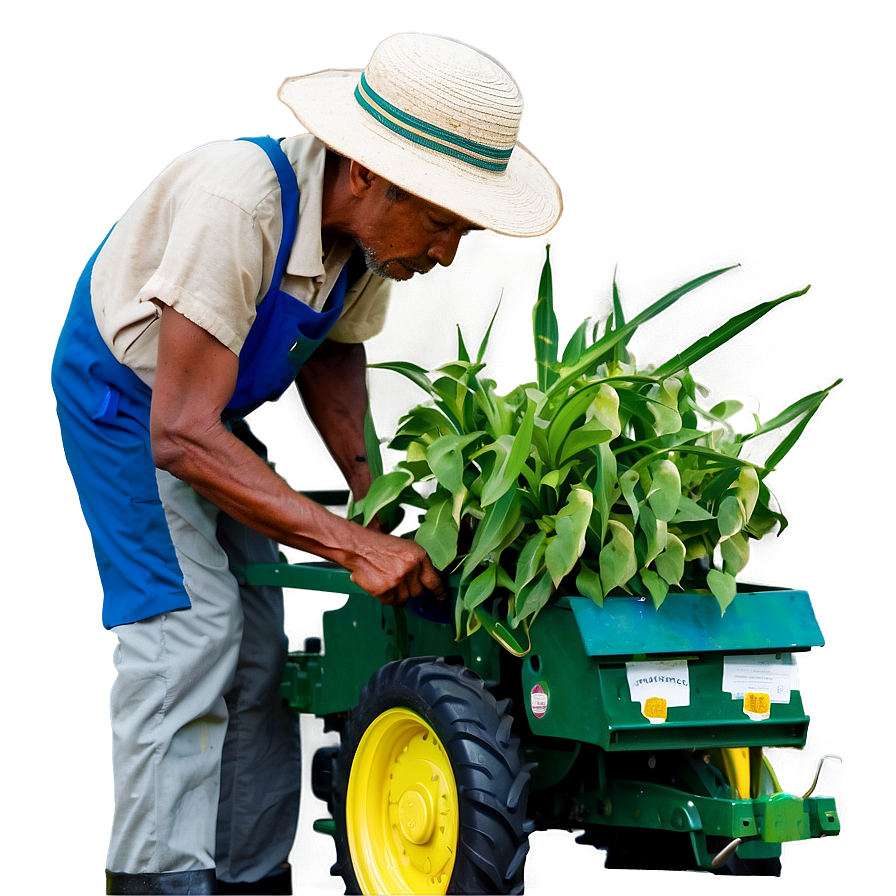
[295,339,373,500]
[150,305,443,603]
[153,417,360,563]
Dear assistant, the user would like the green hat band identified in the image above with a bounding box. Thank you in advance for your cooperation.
[354,72,513,173]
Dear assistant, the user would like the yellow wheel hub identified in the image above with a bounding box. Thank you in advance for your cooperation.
[346,707,459,895]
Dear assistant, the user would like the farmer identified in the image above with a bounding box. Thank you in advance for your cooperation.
[52,33,561,895]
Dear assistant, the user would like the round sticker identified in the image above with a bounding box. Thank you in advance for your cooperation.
[530,683,548,718]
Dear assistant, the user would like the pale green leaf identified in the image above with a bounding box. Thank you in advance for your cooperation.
[720,531,750,576]
[576,559,604,606]
[707,568,738,615]
[414,493,459,570]
[359,469,414,527]
[646,379,682,436]
[638,505,668,567]
[599,520,638,593]
[671,495,715,523]
[558,420,613,466]
[462,563,497,610]
[619,468,641,524]
[426,431,484,494]
[718,494,746,538]
[709,399,744,420]
[735,466,760,521]
[640,567,669,610]
[593,442,617,543]
[545,488,593,586]
[587,384,622,439]
[647,459,681,522]
[654,533,686,586]
[514,568,554,624]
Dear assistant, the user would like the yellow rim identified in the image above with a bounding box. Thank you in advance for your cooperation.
[347,707,459,895]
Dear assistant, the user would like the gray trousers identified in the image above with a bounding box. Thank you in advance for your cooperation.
[107,470,300,882]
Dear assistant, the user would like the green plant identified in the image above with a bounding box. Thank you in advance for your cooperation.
[356,249,839,649]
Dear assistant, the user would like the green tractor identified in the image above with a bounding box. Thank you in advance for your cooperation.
[236,525,841,894]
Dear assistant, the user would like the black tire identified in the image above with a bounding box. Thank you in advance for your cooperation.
[330,656,532,895]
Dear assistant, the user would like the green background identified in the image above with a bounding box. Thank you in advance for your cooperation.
[8,2,886,892]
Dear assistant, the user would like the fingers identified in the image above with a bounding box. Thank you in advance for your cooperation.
[348,531,446,607]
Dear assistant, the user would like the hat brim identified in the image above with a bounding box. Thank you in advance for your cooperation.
[278,69,562,238]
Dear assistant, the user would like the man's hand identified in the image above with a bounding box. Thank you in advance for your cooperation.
[347,529,446,606]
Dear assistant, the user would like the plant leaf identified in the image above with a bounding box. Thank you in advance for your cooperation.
[426,431,484,494]
[363,404,384,481]
[414,492,460,570]
[369,360,436,396]
[534,246,559,392]
[462,487,522,579]
[671,495,715,523]
[707,568,737,615]
[513,567,554,625]
[545,487,593,586]
[654,533,686,586]
[599,520,638,593]
[720,531,750,576]
[576,558,604,606]
[717,494,745,538]
[549,264,737,397]
[653,285,811,378]
[462,562,497,610]
[640,567,669,609]
[514,530,548,591]
[639,505,668,567]
[647,459,681,522]
[619,468,641,524]
[477,397,536,506]
[359,469,414,526]
[591,441,618,544]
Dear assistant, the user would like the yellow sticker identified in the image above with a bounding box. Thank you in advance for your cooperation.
[743,691,771,720]
[643,696,668,723]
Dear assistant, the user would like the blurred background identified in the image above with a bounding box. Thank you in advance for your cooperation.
[4,1,890,891]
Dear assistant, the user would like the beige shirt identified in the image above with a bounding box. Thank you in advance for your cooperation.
[91,134,390,386]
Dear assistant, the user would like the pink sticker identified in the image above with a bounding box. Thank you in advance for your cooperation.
[530,684,548,718]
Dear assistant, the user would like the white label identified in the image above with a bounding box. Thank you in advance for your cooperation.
[530,684,548,718]
[626,659,690,724]
[722,654,797,720]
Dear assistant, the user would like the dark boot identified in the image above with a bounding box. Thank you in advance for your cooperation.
[216,863,292,895]
[106,868,217,894]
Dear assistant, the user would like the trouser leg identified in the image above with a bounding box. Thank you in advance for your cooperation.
[107,474,243,875]
[214,513,301,886]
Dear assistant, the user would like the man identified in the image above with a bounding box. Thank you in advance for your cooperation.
[52,32,561,895]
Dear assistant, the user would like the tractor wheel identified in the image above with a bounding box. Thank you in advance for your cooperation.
[330,657,531,895]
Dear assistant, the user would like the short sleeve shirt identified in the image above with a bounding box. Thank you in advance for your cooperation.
[90,134,390,386]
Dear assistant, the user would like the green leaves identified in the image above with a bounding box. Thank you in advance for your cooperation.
[368,247,838,651]
[534,245,559,393]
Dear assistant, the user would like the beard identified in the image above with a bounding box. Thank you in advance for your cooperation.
[356,240,429,281]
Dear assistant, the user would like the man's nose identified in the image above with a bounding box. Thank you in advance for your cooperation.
[427,230,462,267]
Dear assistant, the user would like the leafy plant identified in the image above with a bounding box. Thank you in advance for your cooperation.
[356,249,839,651]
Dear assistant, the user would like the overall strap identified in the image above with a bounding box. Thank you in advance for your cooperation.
[237,136,299,289]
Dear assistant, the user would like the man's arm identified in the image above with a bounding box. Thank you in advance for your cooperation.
[150,304,444,604]
[295,339,374,504]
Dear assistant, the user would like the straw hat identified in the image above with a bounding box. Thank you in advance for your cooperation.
[278,33,562,237]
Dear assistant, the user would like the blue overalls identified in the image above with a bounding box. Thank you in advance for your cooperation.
[52,136,348,628]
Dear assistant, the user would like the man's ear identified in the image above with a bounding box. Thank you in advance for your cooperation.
[348,160,379,198]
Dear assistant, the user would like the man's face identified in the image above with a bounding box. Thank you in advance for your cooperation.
[353,180,482,282]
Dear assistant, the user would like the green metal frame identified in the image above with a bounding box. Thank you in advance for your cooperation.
[237,559,841,863]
